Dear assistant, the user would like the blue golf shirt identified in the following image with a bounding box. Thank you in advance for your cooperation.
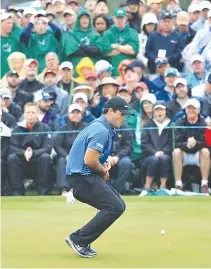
[66,115,115,176]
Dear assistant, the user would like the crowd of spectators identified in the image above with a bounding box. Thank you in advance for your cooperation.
[1,0,211,196]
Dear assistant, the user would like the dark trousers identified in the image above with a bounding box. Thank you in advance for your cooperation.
[110,156,133,194]
[8,153,52,196]
[144,155,171,178]
[67,174,126,246]
[56,157,68,192]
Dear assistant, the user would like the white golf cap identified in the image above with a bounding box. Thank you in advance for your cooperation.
[23,7,36,16]
[188,4,200,13]
[141,93,157,105]
[95,60,112,75]
[174,78,188,87]
[0,12,11,21]
[185,98,201,109]
[0,88,12,98]
[52,0,65,4]
[141,12,158,26]
[199,1,211,11]
[191,54,205,64]
[73,92,88,103]
[154,104,166,110]
[63,9,76,16]
[60,61,73,70]
[99,77,120,87]
[68,103,82,113]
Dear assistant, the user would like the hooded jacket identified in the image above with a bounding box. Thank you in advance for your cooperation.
[63,10,103,69]
[74,57,95,83]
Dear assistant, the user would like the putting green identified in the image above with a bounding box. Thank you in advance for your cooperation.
[1,196,211,268]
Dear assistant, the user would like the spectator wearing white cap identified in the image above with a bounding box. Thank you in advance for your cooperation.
[166,0,180,13]
[191,0,211,31]
[1,13,21,78]
[95,60,113,83]
[55,103,86,195]
[62,9,76,32]
[20,13,62,73]
[22,7,36,27]
[67,0,80,14]
[140,93,157,127]
[148,0,164,18]
[173,98,210,194]
[186,55,207,89]
[188,4,200,26]
[52,0,66,27]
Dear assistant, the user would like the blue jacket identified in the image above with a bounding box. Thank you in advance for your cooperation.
[140,76,159,93]
[145,30,184,73]
[186,72,207,89]
[152,75,166,92]
[156,87,174,102]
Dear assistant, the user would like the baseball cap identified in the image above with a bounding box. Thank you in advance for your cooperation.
[67,0,79,4]
[34,91,52,102]
[95,60,112,75]
[114,8,126,17]
[60,61,73,70]
[148,0,163,4]
[134,82,148,91]
[52,0,65,4]
[141,93,157,105]
[24,58,38,67]
[164,68,179,77]
[118,84,130,93]
[160,11,172,20]
[72,85,94,100]
[205,73,211,83]
[63,9,76,16]
[23,7,36,16]
[99,77,120,87]
[68,103,82,113]
[190,55,205,64]
[36,10,47,17]
[127,60,144,69]
[170,7,182,17]
[188,4,200,13]
[156,58,168,68]
[44,70,56,77]
[0,13,12,21]
[142,13,158,26]
[7,71,19,77]
[199,1,211,11]
[0,88,12,99]
[154,102,167,110]
[176,11,189,26]
[174,78,188,87]
[104,96,135,115]
[85,71,98,80]
[73,92,88,103]
[185,98,200,109]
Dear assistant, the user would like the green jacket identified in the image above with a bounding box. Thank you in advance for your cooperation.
[103,24,139,77]
[62,9,103,69]
[1,25,21,78]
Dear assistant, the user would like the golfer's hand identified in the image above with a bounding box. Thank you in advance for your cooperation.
[103,161,111,171]
[103,170,109,181]
[66,189,75,204]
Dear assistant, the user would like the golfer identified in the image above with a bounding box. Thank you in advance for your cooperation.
[65,96,134,258]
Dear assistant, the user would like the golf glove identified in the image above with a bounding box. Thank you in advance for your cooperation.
[66,189,76,204]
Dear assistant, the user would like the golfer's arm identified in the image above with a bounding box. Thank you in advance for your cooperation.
[84,148,107,176]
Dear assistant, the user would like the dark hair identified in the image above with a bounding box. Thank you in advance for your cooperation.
[102,107,117,114]
[143,24,158,36]
[93,14,110,30]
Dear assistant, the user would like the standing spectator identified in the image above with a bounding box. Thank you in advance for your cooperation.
[63,10,103,69]
[145,12,184,73]
[126,0,142,33]
[156,67,179,102]
[55,104,86,195]
[1,13,20,78]
[52,0,66,27]
[94,0,109,16]
[22,7,37,27]
[152,58,169,92]
[176,11,196,50]
[62,9,76,32]
[57,61,77,95]
[166,0,180,13]
[191,1,211,31]
[67,0,80,13]
[14,59,43,108]
[93,14,110,35]
[168,78,190,121]
[148,0,164,19]
[103,8,139,77]
[173,98,210,193]
[85,0,97,19]
[140,101,172,196]
[20,14,61,73]
[8,102,53,196]
[188,4,200,26]
[186,55,207,89]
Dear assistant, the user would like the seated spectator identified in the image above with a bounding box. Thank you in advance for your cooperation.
[140,101,172,196]
[62,9,76,32]
[156,67,179,102]
[1,13,21,78]
[176,11,196,51]
[94,0,109,16]
[63,10,103,69]
[166,0,181,13]
[122,66,138,93]
[34,91,59,130]
[152,58,169,92]
[72,84,94,101]
[14,59,43,108]
[145,12,184,73]
[205,117,211,147]
[170,7,182,27]
[74,57,95,83]
[85,0,97,19]
[172,98,210,193]
[50,0,66,27]
[95,60,113,83]
[93,14,110,35]
[40,70,69,115]
[186,55,207,89]
[20,14,61,73]
[0,88,22,122]
[57,61,78,96]
[108,121,134,194]
[188,4,200,26]
[55,104,86,195]
[84,71,98,91]
[5,52,26,81]
[37,52,60,83]
[1,71,20,99]
[191,1,211,31]
[125,0,142,33]
[131,82,149,111]
[167,78,190,121]
[21,7,37,27]
[148,0,163,19]
[103,8,139,77]
[8,102,53,196]
[201,73,211,117]
[137,12,158,68]
[140,93,157,125]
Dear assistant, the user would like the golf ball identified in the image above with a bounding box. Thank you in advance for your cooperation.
[160,230,166,235]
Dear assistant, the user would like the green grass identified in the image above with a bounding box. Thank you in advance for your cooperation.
[1,196,211,268]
